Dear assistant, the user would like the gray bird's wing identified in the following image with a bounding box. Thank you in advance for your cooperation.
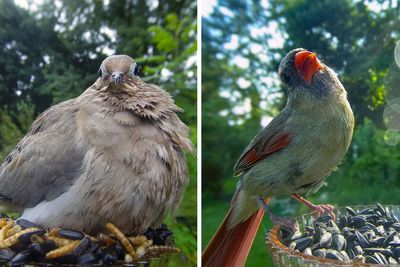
[0,99,85,207]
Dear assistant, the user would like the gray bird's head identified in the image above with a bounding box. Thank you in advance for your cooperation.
[98,55,138,85]
[278,48,346,101]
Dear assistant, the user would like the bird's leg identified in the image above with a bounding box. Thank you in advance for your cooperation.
[291,193,335,220]
[256,197,299,232]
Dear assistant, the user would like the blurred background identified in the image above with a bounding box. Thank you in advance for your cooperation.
[0,0,196,266]
[202,0,400,266]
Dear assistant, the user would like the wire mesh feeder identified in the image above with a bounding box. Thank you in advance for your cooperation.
[0,216,181,267]
[266,204,400,267]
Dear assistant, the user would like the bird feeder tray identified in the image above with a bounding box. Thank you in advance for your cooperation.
[0,217,180,267]
[266,205,400,266]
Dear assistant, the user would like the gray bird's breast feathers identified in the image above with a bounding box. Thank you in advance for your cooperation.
[0,84,192,233]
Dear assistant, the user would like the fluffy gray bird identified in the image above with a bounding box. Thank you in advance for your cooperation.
[0,55,193,234]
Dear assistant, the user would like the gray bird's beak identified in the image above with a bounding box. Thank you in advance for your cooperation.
[111,72,125,84]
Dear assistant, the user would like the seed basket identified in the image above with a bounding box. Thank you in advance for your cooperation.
[266,205,400,267]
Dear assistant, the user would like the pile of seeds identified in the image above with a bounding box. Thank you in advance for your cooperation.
[280,203,400,264]
[0,215,180,266]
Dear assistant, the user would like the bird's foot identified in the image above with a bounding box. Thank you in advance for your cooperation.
[291,193,335,220]
[256,197,299,232]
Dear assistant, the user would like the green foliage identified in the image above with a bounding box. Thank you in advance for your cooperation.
[0,0,196,266]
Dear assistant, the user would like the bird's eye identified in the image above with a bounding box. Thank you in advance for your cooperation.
[130,63,138,77]
[281,73,292,84]
[97,68,102,77]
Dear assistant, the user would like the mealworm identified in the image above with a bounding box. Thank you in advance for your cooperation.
[47,236,74,247]
[105,223,137,259]
[136,239,153,257]
[146,245,181,254]
[129,235,147,246]
[48,228,58,237]
[6,225,22,238]
[0,221,14,241]
[0,218,8,228]
[97,233,116,246]
[45,240,80,259]
[0,227,39,248]
[30,234,44,244]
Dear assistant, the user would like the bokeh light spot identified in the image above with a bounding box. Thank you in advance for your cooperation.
[384,129,400,146]
[395,40,400,68]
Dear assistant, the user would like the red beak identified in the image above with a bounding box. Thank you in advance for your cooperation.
[294,51,324,83]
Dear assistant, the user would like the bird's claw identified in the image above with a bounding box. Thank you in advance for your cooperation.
[310,204,335,220]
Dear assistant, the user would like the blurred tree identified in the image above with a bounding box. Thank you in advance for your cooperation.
[202,0,400,195]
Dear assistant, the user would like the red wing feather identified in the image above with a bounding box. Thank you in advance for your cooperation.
[235,133,291,174]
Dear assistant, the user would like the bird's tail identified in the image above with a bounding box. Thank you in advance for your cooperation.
[202,194,268,267]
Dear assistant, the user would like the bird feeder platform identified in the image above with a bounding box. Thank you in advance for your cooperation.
[266,204,400,266]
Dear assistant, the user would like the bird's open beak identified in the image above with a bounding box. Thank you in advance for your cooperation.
[294,51,324,84]
[111,72,125,84]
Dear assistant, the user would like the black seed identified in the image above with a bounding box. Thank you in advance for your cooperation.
[347,248,355,259]
[0,248,15,261]
[289,231,303,241]
[57,229,84,240]
[375,225,385,236]
[332,234,346,251]
[325,250,343,261]
[294,237,313,251]
[144,227,155,241]
[313,249,326,258]
[18,229,45,245]
[41,240,57,252]
[339,250,350,261]
[383,230,397,246]
[319,232,332,248]
[28,242,45,258]
[389,256,398,264]
[73,237,91,256]
[358,208,375,215]
[102,245,118,266]
[16,219,41,229]
[374,252,388,264]
[392,247,400,258]
[338,215,348,228]
[353,245,364,256]
[365,255,380,264]
[376,203,386,217]
[355,231,369,247]
[111,242,124,260]
[392,223,400,231]
[350,216,366,229]
[11,250,31,265]
[346,207,356,216]
[389,240,400,246]
[78,252,97,264]
[370,236,385,246]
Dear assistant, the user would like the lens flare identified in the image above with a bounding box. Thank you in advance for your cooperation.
[395,40,400,68]
[384,129,400,146]
[383,98,400,131]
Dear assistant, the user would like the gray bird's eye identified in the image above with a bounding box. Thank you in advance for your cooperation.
[129,63,138,77]
[97,68,102,77]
